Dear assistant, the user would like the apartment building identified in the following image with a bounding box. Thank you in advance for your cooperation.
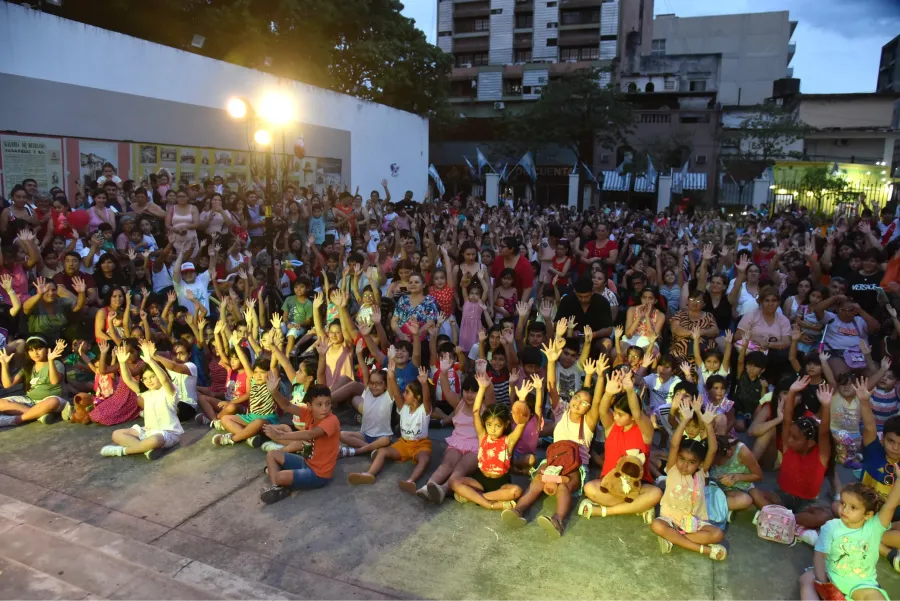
[878,35,900,93]
[437,0,653,117]
[652,11,796,106]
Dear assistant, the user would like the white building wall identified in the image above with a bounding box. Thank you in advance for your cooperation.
[523,70,549,99]
[599,40,618,60]
[532,0,559,61]
[477,71,503,101]
[0,2,428,197]
[600,1,619,36]
[438,0,453,52]
[489,0,514,65]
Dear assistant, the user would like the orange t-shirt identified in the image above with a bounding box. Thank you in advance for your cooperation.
[302,407,340,479]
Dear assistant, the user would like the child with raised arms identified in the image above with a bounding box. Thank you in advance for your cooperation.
[347,362,431,494]
[100,341,181,460]
[650,396,727,560]
[338,338,395,458]
[449,373,528,510]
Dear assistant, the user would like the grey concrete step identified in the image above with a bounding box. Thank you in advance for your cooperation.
[0,555,93,600]
[0,494,296,600]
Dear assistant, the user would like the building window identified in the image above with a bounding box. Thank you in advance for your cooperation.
[523,85,532,95]
[561,9,600,25]
[547,38,557,46]
[515,14,533,28]
[547,1,557,6]
[474,18,489,31]
[627,82,638,92]
[438,31,452,37]
[651,39,666,56]
[560,46,599,61]
[504,78,523,96]
[473,52,489,66]
[664,79,675,90]
[547,22,558,28]
[454,52,489,67]
[696,155,708,165]
[490,8,503,14]
[600,154,610,163]
[514,49,532,62]
[645,82,655,92]
[689,80,707,92]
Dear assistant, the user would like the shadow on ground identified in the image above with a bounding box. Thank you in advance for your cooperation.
[2,418,899,600]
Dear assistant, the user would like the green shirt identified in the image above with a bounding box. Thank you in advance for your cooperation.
[27,298,75,340]
[282,295,312,327]
[26,360,65,401]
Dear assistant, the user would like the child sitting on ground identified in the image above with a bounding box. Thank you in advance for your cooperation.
[449,373,527,510]
[100,341,180,460]
[710,435,765,515]
[0,337,69,427]
[650,396,727,560]
[733,341,768,432]
[260,382,340,504]
[339,349,395,458]
[347,362,431,494]
[800,480,900,601]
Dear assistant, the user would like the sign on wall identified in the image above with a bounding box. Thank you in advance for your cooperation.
[0,134,64,197]
[79,140,118,187]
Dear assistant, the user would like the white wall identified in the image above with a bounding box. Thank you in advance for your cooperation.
[0,2,429,198]
[489,0,514,65]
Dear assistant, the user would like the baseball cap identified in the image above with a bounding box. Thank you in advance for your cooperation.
[181,262,195,272]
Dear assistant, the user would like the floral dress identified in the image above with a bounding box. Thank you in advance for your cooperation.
[89,361,144,426]
[395,294,439,340]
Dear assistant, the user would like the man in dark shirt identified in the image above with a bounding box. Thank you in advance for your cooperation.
[847,249,885,316]
[555,277,613,354]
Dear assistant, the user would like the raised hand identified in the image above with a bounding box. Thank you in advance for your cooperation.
[115,345,130,365]
[312,291,324,309]
[475,371,492,389]
[387,345,397,360]
[555,317,569,339]
[699,402,717,424]
[475,358,488,375]
[850,377,871,403]
[790,375,810,392]
[47,339,67,361]
[270,313,282,331]
[316,337,330,356]
[882,357,893,372]
[33,276,48,296]
[596,353,610,375]
[613,325,623,340]
[417,366,429,385]
[515,300,530,318]
[407,320,420,336]
[0,274,12,292]
[817,383,834,408]
[126,248,137,262]
[516,380,535,401]
[583,357,597,376]
[266,370,280,393]
[691,324,701,340]
[357,320,373,336]
[72,276,86,294]
[583,325,593,341]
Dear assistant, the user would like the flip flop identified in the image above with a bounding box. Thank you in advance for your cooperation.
[706,544,728,561]
[577,498,596,519]
[657,536,673,554]
[501,508,526,529]
[537,515,564,538]
[347,472,376,485]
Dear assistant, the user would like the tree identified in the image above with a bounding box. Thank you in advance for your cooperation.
[25,0,451,118]
[720,104,811,165]
[800,166,849,212]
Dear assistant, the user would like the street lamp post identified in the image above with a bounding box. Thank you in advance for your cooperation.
[228,95,294,318]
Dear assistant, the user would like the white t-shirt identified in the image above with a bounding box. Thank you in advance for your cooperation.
[168,361,198,408]
[726,280,759,316]
[555,362,585,405]
[366,228,381,254]
[360,389,394,439]
[78,247,99,274]
[141,387,183,435]
[175,270,211,314]
[152,262,174,293]
[399,403,429,441]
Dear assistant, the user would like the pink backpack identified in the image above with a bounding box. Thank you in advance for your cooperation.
[754,505,796,545]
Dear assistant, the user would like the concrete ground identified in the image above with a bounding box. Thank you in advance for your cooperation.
[1,415,900,600]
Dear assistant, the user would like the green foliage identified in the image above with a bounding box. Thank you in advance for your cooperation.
[30,0,451,117]
[720,104,812,164]
[800,166,850,211]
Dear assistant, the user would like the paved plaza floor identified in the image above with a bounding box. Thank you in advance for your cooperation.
[1,415,899,600]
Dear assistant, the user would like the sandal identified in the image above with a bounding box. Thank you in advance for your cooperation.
[347,472,376,485]
[537,515,564,538]
[641,508,656,524]
[578,498,598,519]
[704,544,728,561]
[492,500,516,510]
[657,536,673,554]
[398,480,417,495]
[501,508,526,529]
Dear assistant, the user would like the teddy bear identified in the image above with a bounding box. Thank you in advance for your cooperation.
[69,392,95,425]
[598,449,645,503]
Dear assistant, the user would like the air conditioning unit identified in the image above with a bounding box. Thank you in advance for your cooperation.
[461,62,473,68]
[494,102,506,110]
[532,86,543,95]
[834,139,850,147]
[566,58,578,63]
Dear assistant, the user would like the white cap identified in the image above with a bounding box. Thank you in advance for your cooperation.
[181,262,195,272]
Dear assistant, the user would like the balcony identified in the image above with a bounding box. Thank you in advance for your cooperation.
[559,9,601,30]
[454,2,490,19]
[787,42,796,64]
[560,0,603,8]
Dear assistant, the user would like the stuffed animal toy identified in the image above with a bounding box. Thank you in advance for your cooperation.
[597,449,645,503]
[69,393,94,425]
[511,400,531,426]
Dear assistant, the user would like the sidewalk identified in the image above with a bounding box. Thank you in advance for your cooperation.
[1,418,898,600]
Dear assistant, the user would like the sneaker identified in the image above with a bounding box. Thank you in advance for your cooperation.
[246,435,263,448]
[212,434,234,446]
[61,403,73,422]
[355,413,362,425]
[888,548,900,572]
[144,448,164,460]
[0,415,20,427]
[195,413,211,427]
[340,446,356,458]
[260,485,291,505]
[38,411,60,425]
[211,419,225,431]
[261,441,284,453]
[100,445,126,457]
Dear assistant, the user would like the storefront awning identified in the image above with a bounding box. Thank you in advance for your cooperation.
[601,170,631,191]
[672,172,707,190]
[633,175,657,193]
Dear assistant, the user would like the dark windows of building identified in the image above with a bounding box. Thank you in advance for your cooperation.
[504,78,523,96]
[689,79,707,92]
[651,39,666,56]
[515,14,533,28]
[560,46,599,61]
[454,52,489,67]
[645,82,655,92]
[547,38,557,46]
[514,49,533,62]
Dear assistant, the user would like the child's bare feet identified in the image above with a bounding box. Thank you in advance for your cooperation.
[348,472,375,485]
[398,480,417,494]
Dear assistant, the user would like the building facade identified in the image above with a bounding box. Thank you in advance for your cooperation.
[878,35,900,93]
[438,0,653,117]
[652,11,796,106]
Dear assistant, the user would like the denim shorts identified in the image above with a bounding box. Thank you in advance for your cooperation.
[364,433,391,444]
[282,453,331,490]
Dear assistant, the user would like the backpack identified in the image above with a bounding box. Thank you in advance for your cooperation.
[544,440,582,477]
[753,505,796,545]
[705,482,730,531]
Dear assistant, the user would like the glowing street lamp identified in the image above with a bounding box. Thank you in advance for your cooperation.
[253,129,273,146]
[258,92,295,126]
[226,97,248,119]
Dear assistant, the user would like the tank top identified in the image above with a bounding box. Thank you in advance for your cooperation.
[602,423,652,482]
[430,285,453,316]
[171,208,194,231]
[777,445,826,500]
[445,406,478,453]
[248,380,276,416]
[478,435,511,476]
[704,291,732,332]
[551,256,570,286]
[89,206,112,233]
[553,411,590,465]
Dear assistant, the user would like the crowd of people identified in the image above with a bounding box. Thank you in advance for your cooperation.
[2,164,900,599]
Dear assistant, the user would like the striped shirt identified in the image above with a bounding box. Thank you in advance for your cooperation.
[249,379,276,416]
[871,387,899,433]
